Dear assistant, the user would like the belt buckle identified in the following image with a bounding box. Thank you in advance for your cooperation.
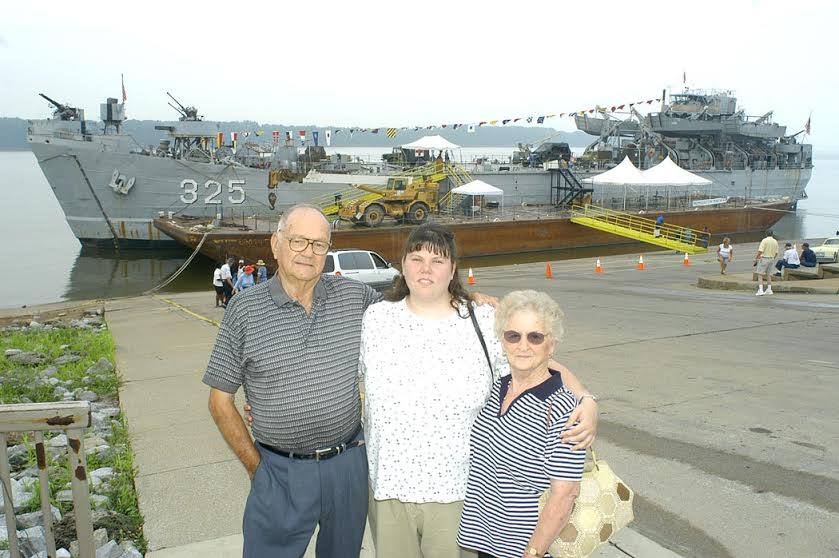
[315,447,333,461]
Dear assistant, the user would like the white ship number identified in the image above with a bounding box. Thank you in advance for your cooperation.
[180,179,246,205]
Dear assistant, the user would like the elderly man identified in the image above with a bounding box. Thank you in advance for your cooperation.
[204,203,376,557]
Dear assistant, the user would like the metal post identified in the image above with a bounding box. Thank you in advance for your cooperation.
[33,432,57,557]
[67,428,94,558]
[0,432,21,558]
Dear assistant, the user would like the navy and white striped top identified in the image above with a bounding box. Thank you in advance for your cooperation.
[457,370,586,558]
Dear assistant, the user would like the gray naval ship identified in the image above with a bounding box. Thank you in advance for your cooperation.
[28,88,812,245]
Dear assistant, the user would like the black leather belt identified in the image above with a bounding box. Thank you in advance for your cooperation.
[259,430,364,461]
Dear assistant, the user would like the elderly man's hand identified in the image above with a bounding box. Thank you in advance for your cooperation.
[243,403,254,426]
[561,397,598,450]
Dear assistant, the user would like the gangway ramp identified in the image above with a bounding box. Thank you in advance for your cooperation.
[570,204,710,254]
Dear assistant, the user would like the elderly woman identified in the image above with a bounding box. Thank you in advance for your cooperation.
[458,290,586,558]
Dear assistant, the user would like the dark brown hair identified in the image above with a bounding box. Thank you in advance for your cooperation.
[384,223,473,313]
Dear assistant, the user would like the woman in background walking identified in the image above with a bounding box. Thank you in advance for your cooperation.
[717,237,733,274]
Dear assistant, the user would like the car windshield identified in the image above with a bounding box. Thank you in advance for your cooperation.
[824,239,839,245]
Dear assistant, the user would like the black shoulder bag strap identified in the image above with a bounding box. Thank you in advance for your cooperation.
[468,303,493,383]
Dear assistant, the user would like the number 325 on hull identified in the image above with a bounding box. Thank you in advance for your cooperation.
[180,179,246,205]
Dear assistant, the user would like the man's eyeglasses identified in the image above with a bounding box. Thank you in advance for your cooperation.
[287,237,331,255]
[502,330,548,345]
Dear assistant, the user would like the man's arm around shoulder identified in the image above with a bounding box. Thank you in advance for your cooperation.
[208,387,261,479]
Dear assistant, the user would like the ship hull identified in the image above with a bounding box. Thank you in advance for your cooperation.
[154,201,792,266]
[31,139,810,244]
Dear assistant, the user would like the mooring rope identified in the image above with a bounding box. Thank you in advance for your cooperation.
[143,232,209,295]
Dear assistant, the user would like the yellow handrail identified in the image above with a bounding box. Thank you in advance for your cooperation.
[570,204,710,253]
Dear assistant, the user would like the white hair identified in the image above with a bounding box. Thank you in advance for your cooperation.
[277,203,330,239]
[494,290,565,342]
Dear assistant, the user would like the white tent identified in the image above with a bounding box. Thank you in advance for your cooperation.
[640,156,712,186]
[400,135,461,151]
[582,156,646,185]
[451,180,503,196]
[450,179,503,215]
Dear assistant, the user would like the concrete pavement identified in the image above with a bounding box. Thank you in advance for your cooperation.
[104,243,839,557]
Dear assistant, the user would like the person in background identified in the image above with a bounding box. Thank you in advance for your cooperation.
[654,215,664,237]
[701,226,711,248]
[753,229,779,296]
[800,243,818,268]
[235,258,245,283]
[234,265,256,292]
[220,257,235,305]
[256,259,268,283]
[717,237,733,274]
[213,263,225,307]
[775,242,800,275]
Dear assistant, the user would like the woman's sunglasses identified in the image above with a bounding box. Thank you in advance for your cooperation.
[502,330,548,345]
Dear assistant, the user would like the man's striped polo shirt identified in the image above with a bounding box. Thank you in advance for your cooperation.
[203,274,381,452]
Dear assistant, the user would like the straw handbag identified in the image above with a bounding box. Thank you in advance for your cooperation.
[538,449,634,558]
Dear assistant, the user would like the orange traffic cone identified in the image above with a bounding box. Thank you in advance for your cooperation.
[683,253,691,267]
[545,262,554,278]
[595,259,603,273]
[637,255,645,270]
[467,267,475,285]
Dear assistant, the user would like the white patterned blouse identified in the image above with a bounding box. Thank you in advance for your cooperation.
[360,299,507,503]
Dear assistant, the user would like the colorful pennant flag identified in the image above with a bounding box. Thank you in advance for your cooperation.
[325,129,332,146]
[285,131,292,143]
[298,130,306,146]
[272,130,279,146]
[536,116,545,124]
[467,124,476,133]
[312,131,319,146]
[386,128,397,138]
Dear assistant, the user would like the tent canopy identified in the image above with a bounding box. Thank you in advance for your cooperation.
[582,156,646,185]
[400,135,460,151]
[640,157,712,186]
[450,180,504,196]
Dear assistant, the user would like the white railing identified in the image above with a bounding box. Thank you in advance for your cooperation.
[1,401,94,558]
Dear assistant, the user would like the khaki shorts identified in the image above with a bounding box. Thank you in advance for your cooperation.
[755,257,775,275]
[368,492,476,558]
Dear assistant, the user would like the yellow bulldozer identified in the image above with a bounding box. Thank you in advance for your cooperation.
[337,176,439,227]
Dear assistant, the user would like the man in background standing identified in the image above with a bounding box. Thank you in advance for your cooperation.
[754,229,779,296]
[220,257,235,305]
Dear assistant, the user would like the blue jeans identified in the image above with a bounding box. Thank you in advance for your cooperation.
[775,261,800,271]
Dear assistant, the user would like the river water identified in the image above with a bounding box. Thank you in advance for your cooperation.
[2,149,838,309]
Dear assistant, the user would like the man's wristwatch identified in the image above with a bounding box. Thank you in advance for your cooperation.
[525,546,540,556]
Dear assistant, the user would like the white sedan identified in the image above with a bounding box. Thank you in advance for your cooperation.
[812,237,839,263]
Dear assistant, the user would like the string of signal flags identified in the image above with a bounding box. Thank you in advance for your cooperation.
[225,96,663,147]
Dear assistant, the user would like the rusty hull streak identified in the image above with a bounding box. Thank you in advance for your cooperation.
[45,414,75,426]
[75,465,87,481]
[68,437,81,453]
[36,442,47,470]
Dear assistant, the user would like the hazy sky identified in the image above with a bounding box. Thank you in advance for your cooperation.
[2,0,837,148]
